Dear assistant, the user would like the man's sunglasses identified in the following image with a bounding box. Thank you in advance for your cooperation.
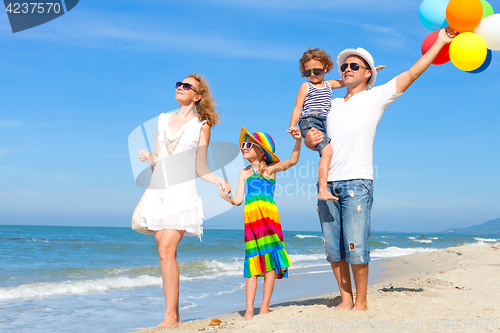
[175,81,200,94]
[340,63,369,72]
[302,68,324,77]
[241,142,261,150]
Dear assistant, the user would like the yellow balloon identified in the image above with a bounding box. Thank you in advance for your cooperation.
[449,32,487,71]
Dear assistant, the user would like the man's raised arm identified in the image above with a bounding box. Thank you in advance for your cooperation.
[396,27,456,94]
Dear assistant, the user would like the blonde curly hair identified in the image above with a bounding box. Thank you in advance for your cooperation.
[187,74,220,128]
[299,48,334,77]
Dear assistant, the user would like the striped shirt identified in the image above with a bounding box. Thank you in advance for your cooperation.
[301,80,332,118]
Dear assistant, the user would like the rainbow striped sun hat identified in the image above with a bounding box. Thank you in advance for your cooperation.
[239,127,280,164]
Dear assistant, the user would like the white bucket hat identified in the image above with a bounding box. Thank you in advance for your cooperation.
[337,47,377,89]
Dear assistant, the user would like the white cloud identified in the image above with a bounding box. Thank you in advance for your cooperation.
[9,10,301,60]
[198,0,419,11]
[0,166,78,183]
[315,18,413,52]
[360,23,409,51]
[0,120,21,127]
[2,1,421,59]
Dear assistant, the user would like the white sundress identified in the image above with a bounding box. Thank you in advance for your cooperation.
[140,112,205,238]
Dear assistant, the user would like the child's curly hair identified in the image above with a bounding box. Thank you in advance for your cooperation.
[299,48,334,77]
[187,73,220,128]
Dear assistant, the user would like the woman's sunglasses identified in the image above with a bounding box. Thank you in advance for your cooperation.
[302,68,324,77]
[175,81,200,94]
[340,63,369,72]
[241,142,261,150]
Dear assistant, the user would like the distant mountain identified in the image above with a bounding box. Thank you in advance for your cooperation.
[443,218,500,235]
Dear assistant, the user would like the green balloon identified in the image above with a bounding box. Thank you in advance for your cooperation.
[480,0,494,19]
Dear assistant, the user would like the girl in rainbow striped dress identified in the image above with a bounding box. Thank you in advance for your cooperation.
[218,127,301,320]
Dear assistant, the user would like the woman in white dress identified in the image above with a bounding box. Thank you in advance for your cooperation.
[138,74,225,330]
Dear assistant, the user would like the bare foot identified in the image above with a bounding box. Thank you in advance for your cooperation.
[332,301,353,311]
[242,311,254,321]
[154,317,179,330]
[259,308,269,315]
[353,302,368,311]
[318,189,338,201]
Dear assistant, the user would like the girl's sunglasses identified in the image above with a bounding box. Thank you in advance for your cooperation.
[175,81,200,94]
[302,68,324,77]
[241,142,260,150]
[340,63,369,72]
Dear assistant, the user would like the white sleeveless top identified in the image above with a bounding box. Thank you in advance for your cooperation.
[140,112,205,238]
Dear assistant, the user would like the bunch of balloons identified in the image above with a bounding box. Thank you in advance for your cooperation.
[418,0,499,73]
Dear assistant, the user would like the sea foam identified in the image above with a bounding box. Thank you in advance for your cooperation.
[412,239,433,244]
[294,234,320,239]
[371,246,438,259]
[0,275,162,300]
[288,253,324,263]
[473,237,497,242]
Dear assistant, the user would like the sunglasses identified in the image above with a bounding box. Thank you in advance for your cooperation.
[175,81,200,94]
[302,68,324,77]
[340,63,369,72]
[241,142,261,150]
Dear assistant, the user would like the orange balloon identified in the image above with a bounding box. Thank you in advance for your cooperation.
[446,0,483,32]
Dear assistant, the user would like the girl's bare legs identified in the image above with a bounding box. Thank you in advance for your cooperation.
[259,270,276,315]
[154,229,186,330]
[318,144,336,200]
[243,276,257,320]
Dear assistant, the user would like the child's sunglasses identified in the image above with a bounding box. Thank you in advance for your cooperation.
[340,63,369,72]
[302,68,324,77]
[241,142,260,150]
[175,81,200,94]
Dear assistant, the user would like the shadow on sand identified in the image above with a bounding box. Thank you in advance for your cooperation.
[235,295,344,317]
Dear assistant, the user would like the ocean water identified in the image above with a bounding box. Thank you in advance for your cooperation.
[0,225,498,333]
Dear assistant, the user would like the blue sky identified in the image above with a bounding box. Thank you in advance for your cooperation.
[1,0,499,232]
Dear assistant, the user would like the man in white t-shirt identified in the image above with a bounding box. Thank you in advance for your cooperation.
[304,28,455,311]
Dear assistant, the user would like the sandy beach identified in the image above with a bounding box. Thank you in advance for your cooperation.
[132,243,500,332]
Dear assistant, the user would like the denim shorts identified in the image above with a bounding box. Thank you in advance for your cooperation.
[317,179,373,265]
[298,114,330,155]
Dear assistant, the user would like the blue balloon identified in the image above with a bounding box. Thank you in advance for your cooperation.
[418,0,450,31]
[467,49,493,74]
